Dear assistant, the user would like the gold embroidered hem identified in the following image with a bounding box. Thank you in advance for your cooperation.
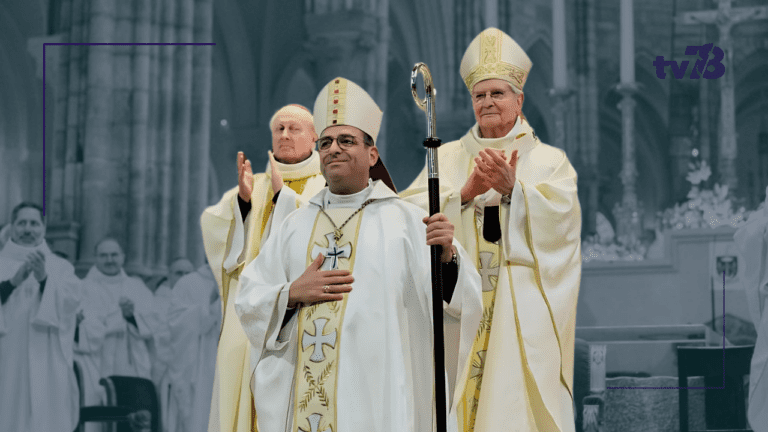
[292,207,364,432]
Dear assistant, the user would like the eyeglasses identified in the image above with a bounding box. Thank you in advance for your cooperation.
[472,89,511,104]
[316,134,360,151]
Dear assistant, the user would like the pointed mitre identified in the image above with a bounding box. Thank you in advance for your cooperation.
[459,27,532,94]
[312,77,383,144]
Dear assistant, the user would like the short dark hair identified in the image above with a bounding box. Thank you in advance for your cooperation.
[362,132,374,147]
[11,202,44,224]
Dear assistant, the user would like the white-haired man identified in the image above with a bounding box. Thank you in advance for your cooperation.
[404,27,582,432]
[202,104,327,432]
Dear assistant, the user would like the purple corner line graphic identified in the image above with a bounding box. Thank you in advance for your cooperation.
[42,42,215,216]
[606,271,728,390]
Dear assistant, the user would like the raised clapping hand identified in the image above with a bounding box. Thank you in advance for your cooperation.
[269,152,283,195]
[462,149,519,203]
[287,254,354,308]
[423,213,457,263]
[11,251,46,286]
[237,151,254,203]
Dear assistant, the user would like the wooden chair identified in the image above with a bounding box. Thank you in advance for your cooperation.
[74,361,160,432]
[677,345,754,432]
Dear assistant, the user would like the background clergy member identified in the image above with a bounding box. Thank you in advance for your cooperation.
[166,262,221,432]
[0,202,81,432]
[235,77,482,432]
[403,27,582,432]
[201,103,327,432]
[75,237,161,408]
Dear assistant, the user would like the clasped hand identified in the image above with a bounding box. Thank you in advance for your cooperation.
[11,250,47,286]
[461,149,518,203]
[118,296,135,319]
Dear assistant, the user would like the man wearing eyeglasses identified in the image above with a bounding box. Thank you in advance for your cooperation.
[403,28,581,432]
[201,104,327,432]
[234,77,482,432]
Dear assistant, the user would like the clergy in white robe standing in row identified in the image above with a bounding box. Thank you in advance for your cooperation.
[74,237,161,412]
[152,257,194,431]
[404,28,582,432]
[235,77,483,432]
[0,202,80,432]
[166,263,221,432]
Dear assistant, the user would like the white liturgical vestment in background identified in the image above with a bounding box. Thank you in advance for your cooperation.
[235,180,483,432]
[75,266,160,406]
[0,240,80,432]
[167,265,222,432]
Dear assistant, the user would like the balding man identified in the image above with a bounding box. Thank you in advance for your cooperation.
[74,238,160,413]
[201,104,328,432]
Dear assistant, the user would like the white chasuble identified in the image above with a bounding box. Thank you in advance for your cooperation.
[0,240,81,432]
[235,180,482,432]
[402,117,581,432]
[201,151,325,432]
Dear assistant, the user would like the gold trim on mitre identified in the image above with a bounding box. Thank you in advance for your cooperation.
[313,77,383,143]
[460,28,532,94]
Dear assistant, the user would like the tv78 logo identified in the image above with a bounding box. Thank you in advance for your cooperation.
[654,43,725,79]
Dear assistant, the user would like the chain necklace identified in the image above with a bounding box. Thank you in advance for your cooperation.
[318,199,376,242]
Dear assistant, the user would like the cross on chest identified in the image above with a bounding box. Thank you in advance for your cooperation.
[312,233,352,270]
[302,318,337,363]
[298,413,331,432]
[478,251,499,292]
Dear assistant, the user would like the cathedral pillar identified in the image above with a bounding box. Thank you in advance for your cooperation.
[612,0,642,242]
[549,0,572,153]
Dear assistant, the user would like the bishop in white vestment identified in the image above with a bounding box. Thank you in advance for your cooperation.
[403,28,581,432]
[167,264,222,432]
[0,202,80,432]
[201,104,327,432]
[236,77,482,432]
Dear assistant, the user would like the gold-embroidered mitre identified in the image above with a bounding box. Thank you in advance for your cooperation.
[313,77,383,143]
[459,27,532,94]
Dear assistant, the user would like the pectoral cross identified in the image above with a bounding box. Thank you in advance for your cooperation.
[298,413,332,432]
[311,233,352,270]
[302,318,337,363]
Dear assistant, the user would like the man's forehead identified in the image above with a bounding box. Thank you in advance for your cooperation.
[97,240,123,254]
[273,113,311,126]
[472,79,514,94]
[15,207,43,223]
[321,125,364,139]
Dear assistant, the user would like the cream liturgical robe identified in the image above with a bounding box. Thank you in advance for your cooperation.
[734,202,768,431]
[75,267,160,401]
[201,150,325,432]
[0,240,80,432]
[402,117,581,432]
[167,265,222,432]
[235,180,482,432]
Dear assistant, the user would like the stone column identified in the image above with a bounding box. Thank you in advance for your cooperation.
[612,0,642,243]
[187,0,214,266]
[549,0,572,152]
[716,21,737,192]
[125,0,152,276]
[170,0,194,260]
[79,0,116,272]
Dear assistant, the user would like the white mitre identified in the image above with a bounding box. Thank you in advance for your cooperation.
[312,77,383,143]
[459,27,533,94]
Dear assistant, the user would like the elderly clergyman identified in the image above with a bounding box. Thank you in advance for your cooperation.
[235,77,482,432]
[0,202,81,432]
[202,104,328,432]
[404,27,582,432]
